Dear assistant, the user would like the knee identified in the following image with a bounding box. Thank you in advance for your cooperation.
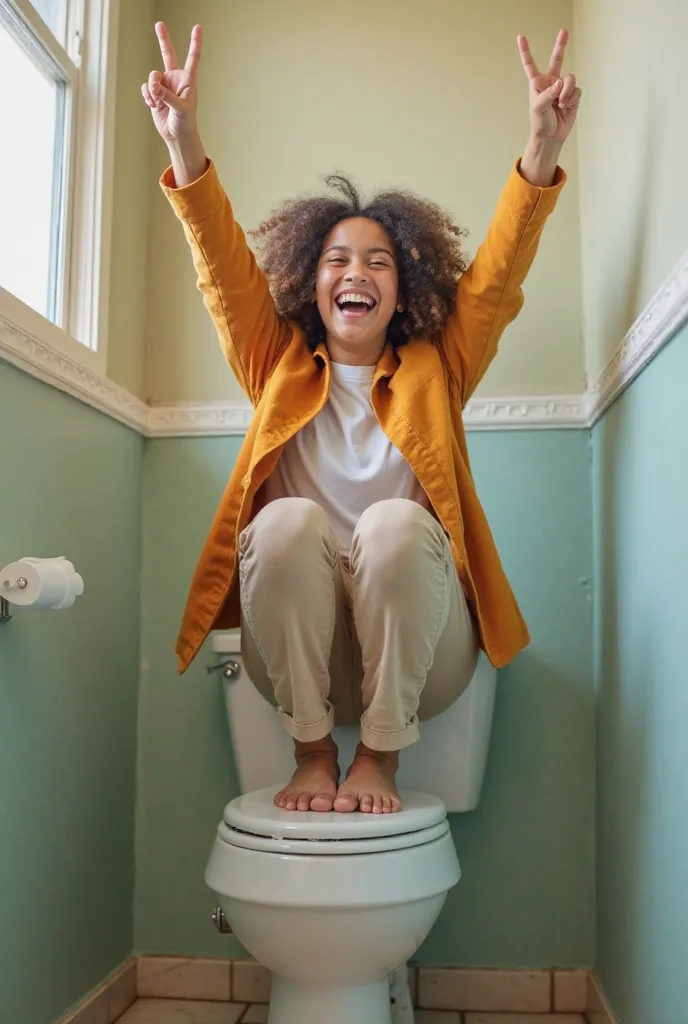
[353,500,440,578]
[356,499,432,548]
[241,498,334,568]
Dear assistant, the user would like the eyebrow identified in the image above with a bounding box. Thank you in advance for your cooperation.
[323,244,395,258]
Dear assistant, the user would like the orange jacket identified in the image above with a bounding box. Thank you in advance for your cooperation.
[162,159,565,674]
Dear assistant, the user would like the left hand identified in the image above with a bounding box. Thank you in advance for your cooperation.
[518,29,582,145]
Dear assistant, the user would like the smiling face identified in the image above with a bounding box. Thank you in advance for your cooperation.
[315,217,400,365]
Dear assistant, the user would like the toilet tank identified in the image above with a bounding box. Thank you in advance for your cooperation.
[211,631,497,812]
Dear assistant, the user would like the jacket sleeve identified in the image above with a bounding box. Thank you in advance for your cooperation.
[442,160,566,405]
[160,160,290,406]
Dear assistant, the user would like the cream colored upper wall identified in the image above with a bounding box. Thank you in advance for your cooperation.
[574,0,688,385]
[139,0,583,404]
[107,0,156,399]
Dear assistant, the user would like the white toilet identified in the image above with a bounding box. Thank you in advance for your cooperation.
[205,631,497,1024]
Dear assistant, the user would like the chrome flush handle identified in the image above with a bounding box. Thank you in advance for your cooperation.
[206,659,241,680]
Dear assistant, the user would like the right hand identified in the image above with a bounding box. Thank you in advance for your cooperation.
[141,22,202,143]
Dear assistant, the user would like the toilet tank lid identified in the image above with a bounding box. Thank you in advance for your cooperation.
[212,631,241,655]
[223,786,447,841]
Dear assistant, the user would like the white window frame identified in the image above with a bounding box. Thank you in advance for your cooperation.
[0,0,120,377]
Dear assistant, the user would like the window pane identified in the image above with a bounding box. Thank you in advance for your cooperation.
[0,19,63,318]
[29,0,67,44]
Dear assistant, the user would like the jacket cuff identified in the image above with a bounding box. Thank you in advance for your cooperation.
[508,158,567,217]
[159,158,225,223]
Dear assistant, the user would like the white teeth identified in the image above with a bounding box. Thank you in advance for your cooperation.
[337,292,375,307]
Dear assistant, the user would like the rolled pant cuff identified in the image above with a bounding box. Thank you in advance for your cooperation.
[279,704,335,743]
[360,718,420,752]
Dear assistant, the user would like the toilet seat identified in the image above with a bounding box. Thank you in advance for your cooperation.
[218,786,449,856]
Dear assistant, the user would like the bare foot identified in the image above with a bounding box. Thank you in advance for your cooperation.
[274,736,340,812]
[334,743,402,814]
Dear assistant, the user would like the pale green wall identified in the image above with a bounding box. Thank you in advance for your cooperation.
[134,429,595,966]
[427,429,594,967]
[104,0,586,404]
[592,322,688,1024]
[145,0,583,403]
[107,0,156,399]
[574,0,688,385]
[135,436,244,958]
[574,0,688,1015]
[0,363,142,1023]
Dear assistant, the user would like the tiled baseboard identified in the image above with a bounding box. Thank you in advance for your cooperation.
[586,972,619,1024]
[57,956,618,1023]
[58,958,137,1023]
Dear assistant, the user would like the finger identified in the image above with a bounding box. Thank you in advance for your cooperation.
[517,34,540,80]
[148,79,187,113]
[562,86,582,111]
[533,77,564,114]
[155,21,179,71]
[148,71,183,112]
[141,82,155,109]
[547,28,569,78]
[148,69,163,99]
[184,24,203,77]
[558,73,577,105]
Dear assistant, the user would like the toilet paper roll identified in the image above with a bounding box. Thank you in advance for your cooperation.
[0,557,84,610]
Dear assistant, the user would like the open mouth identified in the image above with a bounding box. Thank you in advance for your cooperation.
[335,291,377,319]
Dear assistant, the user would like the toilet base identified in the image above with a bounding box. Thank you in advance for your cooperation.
[268,975,391,1024]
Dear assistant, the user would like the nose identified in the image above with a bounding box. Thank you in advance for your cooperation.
[344,258,369,284]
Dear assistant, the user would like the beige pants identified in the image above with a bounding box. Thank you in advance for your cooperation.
[239,498,478,752]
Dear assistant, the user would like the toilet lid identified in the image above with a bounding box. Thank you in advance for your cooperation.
[223,786,447,842]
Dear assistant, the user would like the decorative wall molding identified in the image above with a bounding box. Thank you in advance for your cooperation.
[0,312,149,434]
[147,400,253,437]
[2,248,687,438]
[463,394,586,430]
[585,248,688,426]
[0,313,587,435]
[147,394,587,436]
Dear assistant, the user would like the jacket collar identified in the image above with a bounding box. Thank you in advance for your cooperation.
[313,340,399,383]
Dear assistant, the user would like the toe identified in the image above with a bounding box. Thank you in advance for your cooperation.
[310,791,334,812]
[382,796,391,813]
[360,793,374,813]
[391,794,402,813]
[296,791,311,812]
[334,790,358,813]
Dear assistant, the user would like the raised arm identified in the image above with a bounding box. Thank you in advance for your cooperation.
[442,29,581,404]
[142,23,288,406]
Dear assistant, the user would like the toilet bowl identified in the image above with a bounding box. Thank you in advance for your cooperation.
[206,631,498,1024]
[206,787,458,1023]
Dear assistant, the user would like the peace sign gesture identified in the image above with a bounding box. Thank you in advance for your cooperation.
[142,22,203,142]
[518,29,582,145]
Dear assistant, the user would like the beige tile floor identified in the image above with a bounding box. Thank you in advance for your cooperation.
[118,1002,587,1024]
[119,1002,245,1022]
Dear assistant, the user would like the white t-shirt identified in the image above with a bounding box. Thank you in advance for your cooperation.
[264,361,430,555]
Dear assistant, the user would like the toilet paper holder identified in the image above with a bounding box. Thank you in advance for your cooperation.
[0,576,27,624]
[1,557,84,621]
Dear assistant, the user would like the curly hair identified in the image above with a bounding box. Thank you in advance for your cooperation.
[250,173,469,351]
